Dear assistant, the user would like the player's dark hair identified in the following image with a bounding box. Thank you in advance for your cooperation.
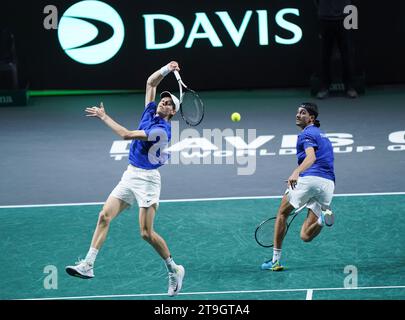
[301,102,320,127]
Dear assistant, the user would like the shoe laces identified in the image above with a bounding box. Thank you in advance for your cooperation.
[168,272,177,288]
[75,258,92,270]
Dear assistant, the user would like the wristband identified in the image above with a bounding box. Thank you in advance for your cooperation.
[159,65,171,77]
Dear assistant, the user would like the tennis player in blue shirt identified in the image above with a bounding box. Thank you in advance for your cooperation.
[261,102,335,271]
[66,61,185,296]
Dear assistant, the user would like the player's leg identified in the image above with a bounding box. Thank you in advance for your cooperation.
[138,204,170,259]
[300,208,323,242]
[261,177,316,271]
[135,168,172,259]
[274,194,295,249]
[90,195,129,249]
[300,178,335,242]
[261,194,295,271]
[65,195,129,279]
[139,204,185,296]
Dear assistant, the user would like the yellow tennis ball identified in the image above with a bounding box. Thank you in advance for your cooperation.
[231,112,241,122]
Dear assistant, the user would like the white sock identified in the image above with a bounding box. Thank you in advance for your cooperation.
[85,247,98,265]
[272,248,282,263]
[165,256,177,273]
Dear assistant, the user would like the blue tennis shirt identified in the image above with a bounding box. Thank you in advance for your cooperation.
[129,102,171,169]
[296,124,335,182]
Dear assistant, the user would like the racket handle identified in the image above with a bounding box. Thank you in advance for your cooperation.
[173,70,181,82]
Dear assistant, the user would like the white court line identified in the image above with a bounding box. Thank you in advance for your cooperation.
[306,289,313,300]
[1,192,405,209]
[21,285,405,300]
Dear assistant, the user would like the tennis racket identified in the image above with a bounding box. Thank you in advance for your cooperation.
[173,70,204,126]
[254,204,306,248]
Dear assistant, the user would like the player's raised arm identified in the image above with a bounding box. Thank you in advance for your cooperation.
[85,102,147,140]
[145,61,180,107]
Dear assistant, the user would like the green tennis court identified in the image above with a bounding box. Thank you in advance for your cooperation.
[1,193,404,300]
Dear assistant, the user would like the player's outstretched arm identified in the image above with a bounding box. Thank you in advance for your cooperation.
[85,102,147,140]
[145,61,180,106]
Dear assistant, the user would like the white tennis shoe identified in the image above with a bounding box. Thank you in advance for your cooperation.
[168,265,185,297]
[321,209,334,227]
[65,260,94,279]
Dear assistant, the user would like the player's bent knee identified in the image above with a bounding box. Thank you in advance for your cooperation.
[140,229,153,242]
[98,210,112,226]
[300,232,313,242]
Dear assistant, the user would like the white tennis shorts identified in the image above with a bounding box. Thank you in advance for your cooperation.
[110,164,161,208]
[286,176,335,218]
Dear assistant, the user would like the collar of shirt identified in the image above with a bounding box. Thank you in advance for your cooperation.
[303,124,315,131]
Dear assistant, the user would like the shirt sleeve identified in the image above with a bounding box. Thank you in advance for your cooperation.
[139,102,157,125]
[145,101,157,113]
[302,132,318,151]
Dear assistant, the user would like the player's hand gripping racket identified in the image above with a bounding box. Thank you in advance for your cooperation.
[254,204,306,248]
[173,70,204,126]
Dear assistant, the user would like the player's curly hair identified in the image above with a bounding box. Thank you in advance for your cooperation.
[301,102,320,127]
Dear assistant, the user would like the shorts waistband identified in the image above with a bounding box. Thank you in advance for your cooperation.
[127,164,159,172]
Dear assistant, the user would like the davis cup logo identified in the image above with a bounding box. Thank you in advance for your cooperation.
[57,1,125,65]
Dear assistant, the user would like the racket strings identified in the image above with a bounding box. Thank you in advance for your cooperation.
[255,218,276,247]
[180,91,204,126]
[255,211,300,248]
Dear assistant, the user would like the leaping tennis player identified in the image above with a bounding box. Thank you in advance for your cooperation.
[66,61,185,297]
[261,102,335,271]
